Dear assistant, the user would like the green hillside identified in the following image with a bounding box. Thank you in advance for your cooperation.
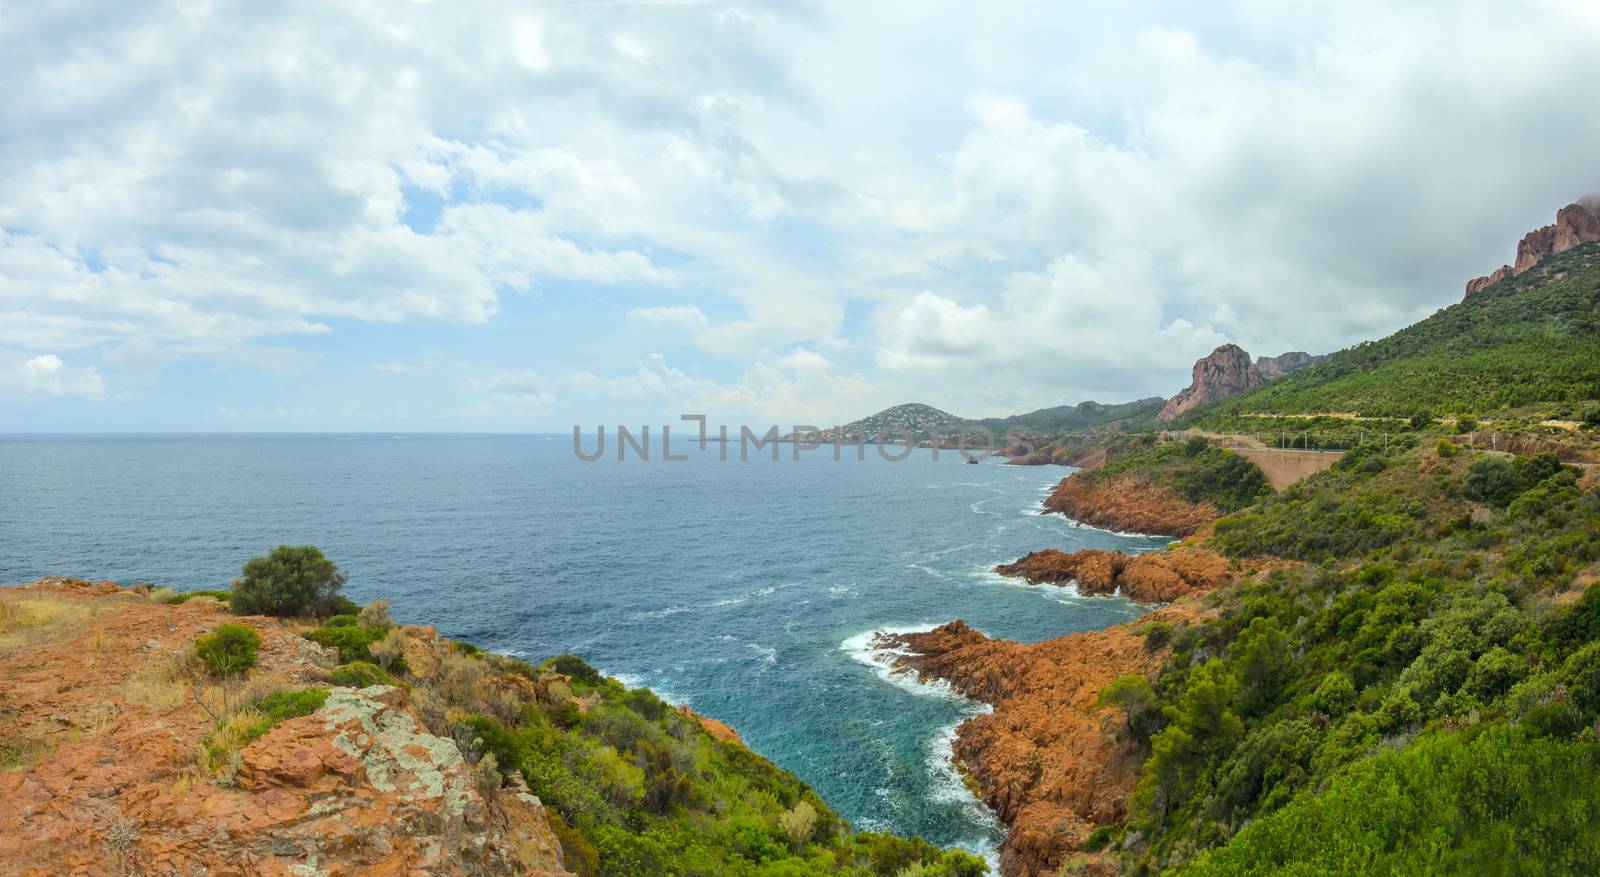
[1194,243,1600,419]
[975,397,1165,435]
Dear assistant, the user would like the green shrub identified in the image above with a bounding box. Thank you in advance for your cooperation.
[194,623,261,677]
[1457,418,1479,433]
[1141,621,1174,651]
[1582,405,1600,429]
[549,653,604,685]
[330,661,397,688]
[170,589,232,604]
[321,614,359,628]
[304,624,386,664]
[229,545,348,617]
[1436,438,1458,458]
[1084,824,1118,852]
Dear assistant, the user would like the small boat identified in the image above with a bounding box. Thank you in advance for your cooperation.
[966,457,980,464]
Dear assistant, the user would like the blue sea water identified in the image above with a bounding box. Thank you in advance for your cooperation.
[0,434,1166,862]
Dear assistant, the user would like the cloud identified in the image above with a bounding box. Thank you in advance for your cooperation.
[778,349,830,372]
[1,354,106,398]
[6,1,1600,428]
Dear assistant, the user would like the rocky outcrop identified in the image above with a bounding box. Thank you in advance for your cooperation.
[1043,473,1220,537]
[1253,351,1321,380]
[0,579,571,877]
[1157,344,1264,422]
[996,547,1232,602]
[872,601,1213,877]
[1466,199,1600,297]
[677,706,745,747]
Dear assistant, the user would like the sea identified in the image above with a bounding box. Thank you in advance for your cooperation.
[0,433,1166,863]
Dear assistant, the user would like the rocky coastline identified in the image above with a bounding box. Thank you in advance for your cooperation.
[994,547,1232,603]
[1042,473,1220,537]
[871,599,1213,877]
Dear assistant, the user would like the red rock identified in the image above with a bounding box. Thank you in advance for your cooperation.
[1157,344,1264,422]
[996,547,1232,602]
[1465,199,1600,298]
[875,601,1214,877]
[1043,473,1220,537]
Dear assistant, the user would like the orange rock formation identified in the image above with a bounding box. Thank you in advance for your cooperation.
[874,600,1213,877]
[1043,473,1220,537]
[995,547,1232,603]
[0,578,570,877]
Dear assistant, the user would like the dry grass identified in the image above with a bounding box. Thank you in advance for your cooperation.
[118,653,192,711]
[0,735,56,772]
[0,596,97,651]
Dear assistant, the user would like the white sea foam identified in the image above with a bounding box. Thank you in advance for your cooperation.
[926,718,1003,871]
[629,604,692,621]
[711,585,778,607]
[840,625,967,701]
[747,643,778,665]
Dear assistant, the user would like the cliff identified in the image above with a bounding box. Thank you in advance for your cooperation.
[1253,351,1321,380]
[1466,198,1600,297]
[0,578,570,876]
[1157,345,1264,422]
[1043,473,1221,537]
[872,600,1214,877]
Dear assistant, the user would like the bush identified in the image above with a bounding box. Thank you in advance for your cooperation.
[329,661,397,688]
[1436,438,1458,458]
[368,628,408,674]
[170,589,232,605]
[229,545,348,617]
[549,653,604,685]
[358,599,395,629]
[321,614,359,628]
[305,624,386,664]
[1142,621,1174,651]
[194,623,261,677]
[1457,418,1479,433]
[1582,405,1600,429]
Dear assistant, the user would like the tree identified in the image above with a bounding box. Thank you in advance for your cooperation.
[230,545,348,617]
[1098,674,1162,739]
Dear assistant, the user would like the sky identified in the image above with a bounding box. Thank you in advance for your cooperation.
[4,1,1600,433]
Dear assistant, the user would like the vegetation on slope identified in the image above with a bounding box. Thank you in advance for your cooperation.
[182,548,987,877]
[975,397,1165,436]
[1082,435,1270,513]
[453,655,986,877]
[1087,434,1600,875]
[1195,243,1600,419]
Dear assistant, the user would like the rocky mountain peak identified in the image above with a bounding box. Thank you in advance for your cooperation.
[1465,198,1600,298]
[1254,350,1320,380]
[1157,343,1263,422]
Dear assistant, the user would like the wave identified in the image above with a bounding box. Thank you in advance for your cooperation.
[839,625,968,701]
[926,719,1003,871]
[711,584,778,607]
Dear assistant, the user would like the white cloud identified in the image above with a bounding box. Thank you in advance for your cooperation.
[778,349,830,372]
[2,354,106,398]
[6,1,1600,427]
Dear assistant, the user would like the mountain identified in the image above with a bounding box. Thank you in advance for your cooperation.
[1158,344,1264,422]
[1254,351,1323,379]
[792,402,975,442]
[1157,346,1323,422]
[1465,198,1600,297]
[1193,240,1600,418]
[973,397,1166,435]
